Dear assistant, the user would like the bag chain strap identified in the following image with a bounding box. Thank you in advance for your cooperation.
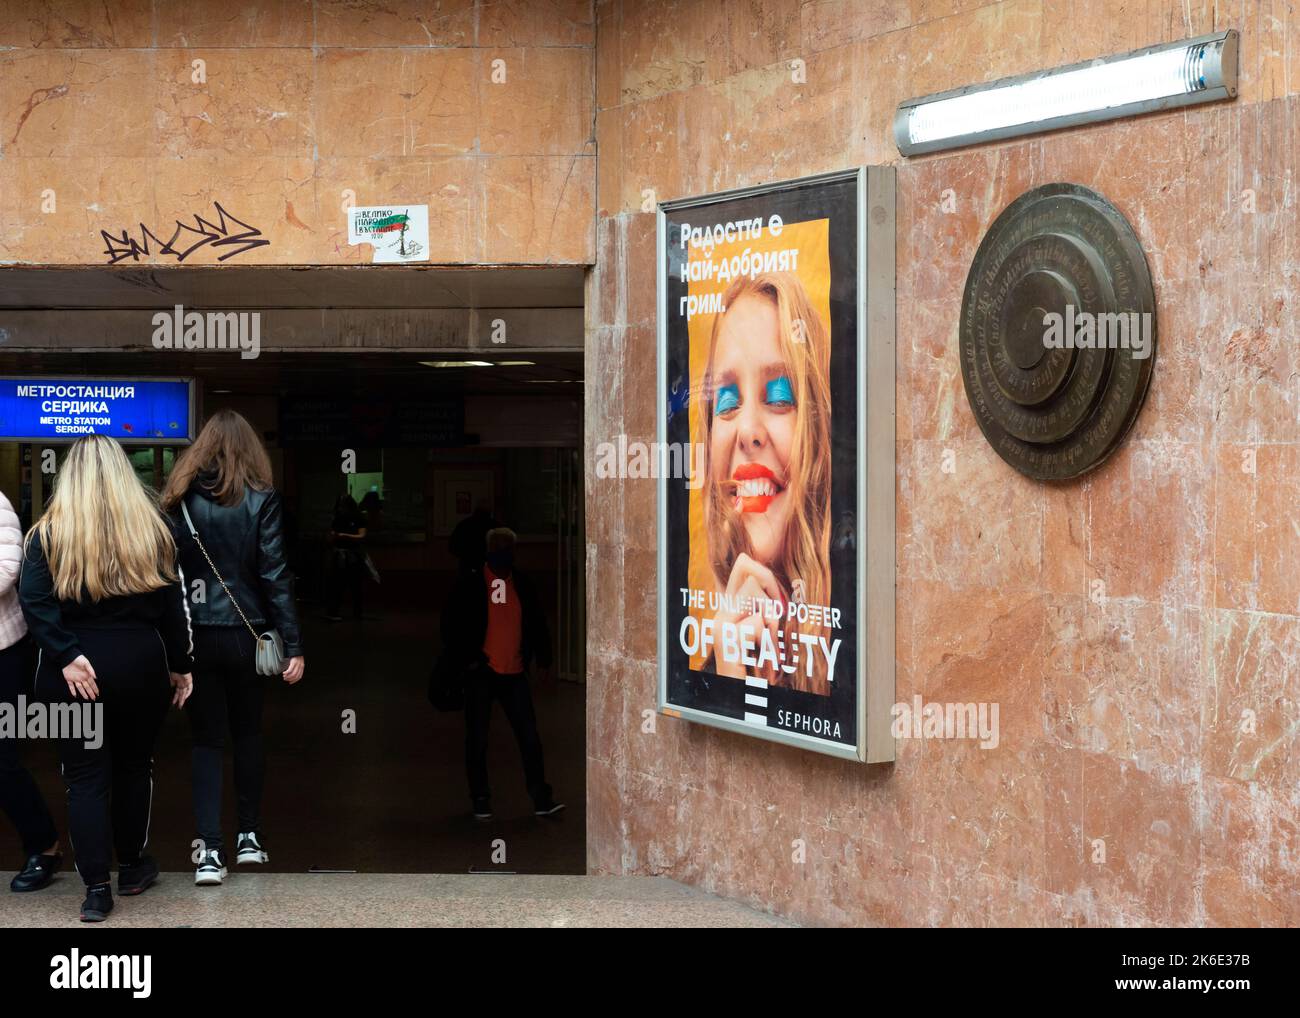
[180,501,262,643]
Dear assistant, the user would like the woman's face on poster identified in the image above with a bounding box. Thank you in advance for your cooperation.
[709,293,797,567]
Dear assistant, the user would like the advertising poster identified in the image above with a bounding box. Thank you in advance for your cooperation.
[657,170,879,760]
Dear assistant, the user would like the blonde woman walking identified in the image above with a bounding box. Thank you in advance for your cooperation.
[19,435,194,922]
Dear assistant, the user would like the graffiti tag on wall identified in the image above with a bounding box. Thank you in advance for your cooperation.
[101,202,270,265]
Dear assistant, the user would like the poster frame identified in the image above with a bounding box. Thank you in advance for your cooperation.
[655,166,896,763]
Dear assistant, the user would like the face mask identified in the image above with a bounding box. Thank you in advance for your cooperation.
[486,549,513,574]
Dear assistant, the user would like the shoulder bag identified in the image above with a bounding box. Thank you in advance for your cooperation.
[180,500,286,676]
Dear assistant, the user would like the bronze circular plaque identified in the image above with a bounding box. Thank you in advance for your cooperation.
[959,183,1156,481]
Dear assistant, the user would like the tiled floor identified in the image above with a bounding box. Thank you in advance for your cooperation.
[3,873,794,927]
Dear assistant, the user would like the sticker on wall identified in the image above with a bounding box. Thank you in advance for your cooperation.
[347,204,429,263]
[960,183,1156,480]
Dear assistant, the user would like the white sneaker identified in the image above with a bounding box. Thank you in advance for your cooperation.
[195,849,227,886]
[236,832,269,865]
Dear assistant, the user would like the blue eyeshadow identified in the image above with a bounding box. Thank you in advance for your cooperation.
[714,383,740,415]
[765,375,795,406]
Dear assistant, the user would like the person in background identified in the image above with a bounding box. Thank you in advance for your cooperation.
[0,487,62,894]
[325,493,366,622]
[19,436,194,922]
[442,527,563,821]
[358,488,384,532]
[160,409,305,887]
[449,499,497,574]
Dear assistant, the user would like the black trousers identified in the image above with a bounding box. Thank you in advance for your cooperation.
[186,627,264,855]
[327,551,363,618]
[0,637,59,858]
[464,666,551,805]
[34,627,170,888]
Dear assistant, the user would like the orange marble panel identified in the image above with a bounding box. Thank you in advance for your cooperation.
[315,48,479,159]
[1048,597,1204,770]
[1201,775,1300,926]
[800,0,911,54]
[1075,751,1199,924]
[910,579,1047,753]
[479,0,595,47]
[0,49,155,158]
[1214,444,1300,615]
[908,439,1044,591]
[154,49,315,157]
[0,0,153,48]
[1040,0,1215,67]
[903,0,1045,99]
[149,154,318,265]
[0,156,152,265]
[479,48,593,155]
[1082,439,1212,607]
[1203,607,1300,788]
[723,0,801,75]
[616,0,728,104]
[480,153,595,263]
[314,0,476,48]
[155,0,313,48]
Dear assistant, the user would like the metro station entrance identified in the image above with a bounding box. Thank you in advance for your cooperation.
[0,266,587,875]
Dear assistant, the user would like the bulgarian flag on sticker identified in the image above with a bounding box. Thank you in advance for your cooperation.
[371,213,409,233]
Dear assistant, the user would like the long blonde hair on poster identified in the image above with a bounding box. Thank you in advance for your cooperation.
[698,272,833,693]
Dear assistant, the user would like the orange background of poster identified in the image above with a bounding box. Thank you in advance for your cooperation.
[685,217,832,670]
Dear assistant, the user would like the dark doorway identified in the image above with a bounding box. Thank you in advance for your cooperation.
[0,267,586,877]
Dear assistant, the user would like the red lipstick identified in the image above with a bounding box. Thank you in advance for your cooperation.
[729,462,783,513]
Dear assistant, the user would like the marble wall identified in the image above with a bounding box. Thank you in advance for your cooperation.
[1,0,1295,927]
[0,0,595,265]
[587,0,1300,926]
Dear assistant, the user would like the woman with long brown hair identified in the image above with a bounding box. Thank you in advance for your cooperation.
[697,272,834,695]
[19,435,194,922]
[160,409,304,886]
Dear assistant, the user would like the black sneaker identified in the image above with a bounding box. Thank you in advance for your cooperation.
[236,832,268,865]
[80,883,113,922]
[195,849,227,886]
[472,798,493,821]
[10,851,61,892]
[117,855,159,896]
[534,799,567,817]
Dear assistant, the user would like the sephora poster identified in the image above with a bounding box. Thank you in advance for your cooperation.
[657,170,870,760]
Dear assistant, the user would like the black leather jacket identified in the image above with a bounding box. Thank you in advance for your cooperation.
[172,479,303,657]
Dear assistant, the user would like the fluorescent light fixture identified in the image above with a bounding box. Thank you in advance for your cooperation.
[419,360,494,368]
[894,30,1238,156]
[495,360,536,366]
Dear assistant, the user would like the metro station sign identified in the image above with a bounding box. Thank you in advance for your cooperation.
[0,377,195,444]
